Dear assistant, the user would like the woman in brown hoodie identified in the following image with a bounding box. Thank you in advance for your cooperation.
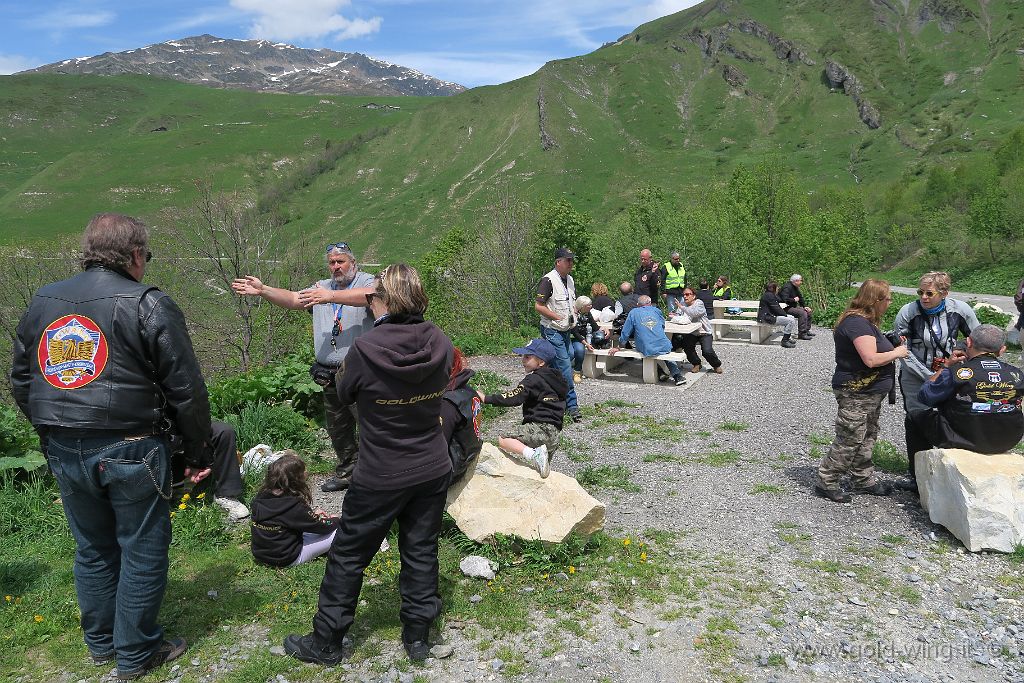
[283,264,455,666]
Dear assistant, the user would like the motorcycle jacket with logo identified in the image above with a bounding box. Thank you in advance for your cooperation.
[11,266,212,465]
[936,355,1024,453]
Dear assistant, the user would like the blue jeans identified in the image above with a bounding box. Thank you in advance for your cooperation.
[665,294,683,316]
[539,326,578,413]
[571,341,586,372]
[47,434,172,674]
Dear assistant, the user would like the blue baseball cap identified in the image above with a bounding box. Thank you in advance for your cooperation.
[512,338,557,363]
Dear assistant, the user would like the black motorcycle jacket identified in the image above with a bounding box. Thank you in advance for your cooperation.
[11,266,212,466]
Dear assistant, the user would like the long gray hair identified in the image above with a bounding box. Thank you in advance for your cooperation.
[80,213,148,271]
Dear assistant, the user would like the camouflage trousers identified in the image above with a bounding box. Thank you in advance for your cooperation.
[817,389,884,490]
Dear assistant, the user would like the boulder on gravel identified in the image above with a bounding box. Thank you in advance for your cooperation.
[917,448,1024,552]
[445,443,605,543]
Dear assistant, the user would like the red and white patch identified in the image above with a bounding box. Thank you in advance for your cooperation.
[37,315,108,389]
[470,396,483,438]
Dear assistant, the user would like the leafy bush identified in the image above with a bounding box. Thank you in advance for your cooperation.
[972,304,1012,329]
[209,351,322,421]
[0,405,44,474]
[222,401,325,456]
[815,289,916,330]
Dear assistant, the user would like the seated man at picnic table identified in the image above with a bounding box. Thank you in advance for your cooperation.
[610,295,685,386]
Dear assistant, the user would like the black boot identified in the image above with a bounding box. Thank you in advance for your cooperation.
[781,334,796,348]
[402,624,432,662]
[283,632,345,666]
[814,485,851,503]
[798,332,813,340]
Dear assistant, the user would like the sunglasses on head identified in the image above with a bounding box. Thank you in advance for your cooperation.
[917,289,938,297]
[325,242,350,253]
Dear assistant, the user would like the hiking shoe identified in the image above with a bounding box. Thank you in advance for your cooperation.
[798,333,813,341]
[573,371,583,384]
[805,331,817,338]
[689,364,701,373]
[321,477,350,493]
[814,485,851,503]
[713,366,724,374]
[91,651,115,666]
[402,625,431,662]
[781,339,797,348]
[214,496,250,521]
[855,481,894,496]
[532,445,550,478]
[893,476,918,493]
[283,633,345,666]
[117,638,188,680]
[568,411,582,424]
[674,377,686,386]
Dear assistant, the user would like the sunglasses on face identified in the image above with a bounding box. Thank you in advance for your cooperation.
[917,289,938,297]
[325,242,350,253]
[365,293,375,307]
[145,250,152,262]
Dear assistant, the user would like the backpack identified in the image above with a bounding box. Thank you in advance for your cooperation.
[442,386,484,482]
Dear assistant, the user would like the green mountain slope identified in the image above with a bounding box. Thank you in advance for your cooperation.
[3,0,1023,260]
[280,0,1024,260]
[0,74,434,242]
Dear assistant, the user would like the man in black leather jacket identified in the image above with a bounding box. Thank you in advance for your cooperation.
[10,213,212,681]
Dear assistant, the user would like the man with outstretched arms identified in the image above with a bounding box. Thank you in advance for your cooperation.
[11,213,213,681]
[232,242,374,492]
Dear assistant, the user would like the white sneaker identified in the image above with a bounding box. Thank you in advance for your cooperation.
[214,496,250,521]
[532,445,550,479]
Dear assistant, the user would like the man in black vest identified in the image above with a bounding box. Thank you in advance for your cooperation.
[11,213,213,680]
[906,324,1024,460]
[634,248,660,301]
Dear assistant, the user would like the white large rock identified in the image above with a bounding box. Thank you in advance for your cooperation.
[917,448,1024,552]
[445,443,605,543]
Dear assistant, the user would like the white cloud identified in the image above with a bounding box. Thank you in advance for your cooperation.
[230,0,382,42]
[25,8,116,31]
[380,51,547,88]
[159,7,246,34]
[0,53,40,75]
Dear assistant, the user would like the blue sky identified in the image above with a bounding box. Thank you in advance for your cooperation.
[0,1,702,86]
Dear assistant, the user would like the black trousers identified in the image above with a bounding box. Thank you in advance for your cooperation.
[312,471,450,644]
[678,333,722,369]
[907,408,1023,476]
[173,421,242,498]
[788,307,812,334]
[323,384,359,481]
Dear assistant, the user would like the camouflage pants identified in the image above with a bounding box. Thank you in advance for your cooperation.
[817,389,884,490]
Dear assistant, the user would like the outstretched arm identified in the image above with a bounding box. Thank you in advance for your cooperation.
[231,276,304,310]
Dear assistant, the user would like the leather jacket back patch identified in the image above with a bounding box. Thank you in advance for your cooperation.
[38,315,109,389]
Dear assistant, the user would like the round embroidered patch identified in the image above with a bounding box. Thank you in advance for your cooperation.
[37,315,108,389]
[955,367,974,381]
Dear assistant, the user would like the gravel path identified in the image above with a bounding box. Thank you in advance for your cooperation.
[298,328,1024,683]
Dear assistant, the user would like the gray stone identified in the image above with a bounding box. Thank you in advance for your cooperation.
[847,596,868,607]
[431,644,455,659]
[469,594,483,604]
[460,555,499,580]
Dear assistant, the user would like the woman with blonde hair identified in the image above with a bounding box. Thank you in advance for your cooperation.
[893,271,978,485]
[285,263,455,665]
[816,280,908,503]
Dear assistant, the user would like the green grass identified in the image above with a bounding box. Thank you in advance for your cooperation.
[872,440,909,474]
[695,450,742,467]
[718,421,750,432]
[576,465,642,493]
[749,483,783,495]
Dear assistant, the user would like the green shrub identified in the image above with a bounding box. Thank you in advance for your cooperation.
[972,304,1012,329]
[222,401,325,456]
[0,471,67,539]
[470,369,512,422]
[872,440,908,474]
[209,351,321,421]
[0,405,44,474]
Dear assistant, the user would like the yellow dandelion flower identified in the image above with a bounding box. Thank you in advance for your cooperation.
[169,511,176,518]
[181,493,190,502]
[623,538,631,547]
[196,493,205,500]
[4,595,11,602]
[178,502,187,510]
[283,604,289,611]
[542,573,549,580]
[569,566,576,574]
[34,615,43,623]
[291,591,297,598]
[640,551,647,561]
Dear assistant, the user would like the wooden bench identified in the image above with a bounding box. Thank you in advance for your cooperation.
[711,300,777,344]
[581,349,691,384]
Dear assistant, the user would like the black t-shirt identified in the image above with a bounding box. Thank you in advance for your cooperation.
[832,314,895,393]
[592,294,615,311]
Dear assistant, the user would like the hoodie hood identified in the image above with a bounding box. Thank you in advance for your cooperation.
[354,319,450,384]
[251,491,308,524]
[534,364,569,398]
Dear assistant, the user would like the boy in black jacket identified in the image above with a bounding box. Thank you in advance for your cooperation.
[478,338,568,478]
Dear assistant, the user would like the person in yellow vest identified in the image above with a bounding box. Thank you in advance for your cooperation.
[660,252,686,314]
[712,275,733,301]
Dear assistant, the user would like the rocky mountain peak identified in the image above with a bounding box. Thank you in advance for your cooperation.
[22,34,465,97]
